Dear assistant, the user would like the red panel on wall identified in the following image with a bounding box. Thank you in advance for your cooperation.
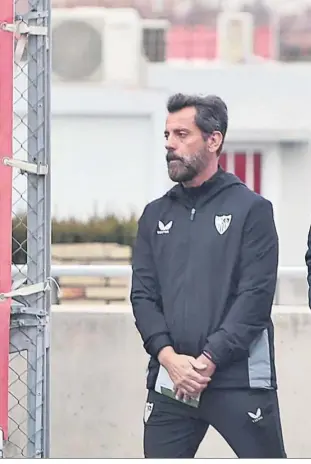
[234,152,246,184]
[219,151,261,194]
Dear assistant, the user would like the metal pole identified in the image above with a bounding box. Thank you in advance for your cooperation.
[26,9,39,454]
[26,0,50,457]
[43,0,52,454]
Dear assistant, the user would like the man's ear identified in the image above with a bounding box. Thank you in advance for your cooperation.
[207,131,223,154]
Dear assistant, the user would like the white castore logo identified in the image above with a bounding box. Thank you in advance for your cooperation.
[157,220,173,235]
[248,408,263,423]
[215,214,232,235]
[144,402,154,423]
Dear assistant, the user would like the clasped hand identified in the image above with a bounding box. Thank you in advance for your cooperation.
[159,348,216,402]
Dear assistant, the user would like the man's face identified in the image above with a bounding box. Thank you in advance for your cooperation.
[164,107,212,183]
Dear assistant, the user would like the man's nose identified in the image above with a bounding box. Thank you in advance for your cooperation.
[165,133,178,152]
[165,140,177,152]
[165,143,174,152]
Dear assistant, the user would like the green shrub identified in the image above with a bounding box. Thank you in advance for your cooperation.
[12,214,138,264]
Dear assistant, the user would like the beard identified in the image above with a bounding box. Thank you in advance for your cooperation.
[166,148,209,183]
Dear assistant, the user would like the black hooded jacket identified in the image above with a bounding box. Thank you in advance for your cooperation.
[131,167,279,390]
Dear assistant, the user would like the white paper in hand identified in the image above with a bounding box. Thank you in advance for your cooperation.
[155,365,201,408]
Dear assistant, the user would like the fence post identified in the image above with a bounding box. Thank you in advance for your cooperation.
[5,0,51,457]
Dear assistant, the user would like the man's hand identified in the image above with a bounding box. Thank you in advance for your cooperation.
[158,347,210,398]
[175,352,216,402]
[196,353,216,378]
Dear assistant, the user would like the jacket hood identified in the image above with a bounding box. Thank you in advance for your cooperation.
[166,166,244,207]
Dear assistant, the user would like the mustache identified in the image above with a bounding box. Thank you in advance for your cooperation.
[166,151,184,163]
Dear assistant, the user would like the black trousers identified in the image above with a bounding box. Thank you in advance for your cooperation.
[143,388,287,458]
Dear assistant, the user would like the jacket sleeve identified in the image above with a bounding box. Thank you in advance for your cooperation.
[203,198,278,369]
[130,206,173,359]
[305,225,311,308]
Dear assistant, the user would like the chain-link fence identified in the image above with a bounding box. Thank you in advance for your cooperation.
[0,0,51,457]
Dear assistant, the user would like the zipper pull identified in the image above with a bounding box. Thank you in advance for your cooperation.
[190,208,196,221]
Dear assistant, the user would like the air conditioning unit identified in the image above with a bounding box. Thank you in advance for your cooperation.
[217,12,254,63]
[141,18,170,63]
[51,7,143,85]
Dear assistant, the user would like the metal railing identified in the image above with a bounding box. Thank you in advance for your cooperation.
[12,264,308,306]
[11,264,306,279]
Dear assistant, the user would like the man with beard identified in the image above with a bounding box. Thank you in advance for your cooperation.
[130,93,286,458]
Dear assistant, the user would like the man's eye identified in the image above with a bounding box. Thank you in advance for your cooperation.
[179,132,187,138]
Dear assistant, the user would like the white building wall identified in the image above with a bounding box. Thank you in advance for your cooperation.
[12,65,311,273]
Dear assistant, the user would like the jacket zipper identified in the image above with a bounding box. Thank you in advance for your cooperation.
[180,206,196,354]
[172,205,197,354]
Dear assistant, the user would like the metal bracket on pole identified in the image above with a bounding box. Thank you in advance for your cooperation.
[0,281,49,303]
[0,428,3,458]
[2,157,48,176]
[0,14,48,65]
[0,20,47,36]
[11,306,47,317]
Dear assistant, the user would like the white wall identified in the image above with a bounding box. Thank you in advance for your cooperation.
[278,142,311,267]
[8,305,309,458]
[6,305,311,458]
[51,115,152,219]
[12,65,311,269]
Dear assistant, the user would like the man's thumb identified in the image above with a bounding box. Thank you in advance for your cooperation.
[188,358,206,370]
